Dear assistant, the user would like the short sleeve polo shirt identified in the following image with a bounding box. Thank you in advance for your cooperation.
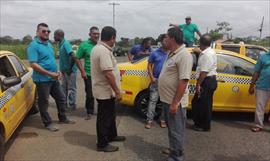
[27,38,57,82]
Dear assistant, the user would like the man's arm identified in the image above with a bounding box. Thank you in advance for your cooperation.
[249,72,260,95]
[103,70,121,100]
[70,53,87,79]
[196,31,202,38]
[128,52,133,61]
[196,71,208,94]
[30,62,59,80]
[147,63,155,83]
[170,79,189,114]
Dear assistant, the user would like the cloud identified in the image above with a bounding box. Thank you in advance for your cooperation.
[0,0,269,40]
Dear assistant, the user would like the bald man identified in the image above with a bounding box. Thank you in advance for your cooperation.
[54,29,86,111]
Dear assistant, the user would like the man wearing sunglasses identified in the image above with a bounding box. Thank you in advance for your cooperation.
[27,23,75,132]
[170,16,202,47]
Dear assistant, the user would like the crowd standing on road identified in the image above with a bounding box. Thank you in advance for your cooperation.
[25,17,270,161]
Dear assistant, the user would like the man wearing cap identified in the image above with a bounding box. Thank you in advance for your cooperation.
[170,16,202,47]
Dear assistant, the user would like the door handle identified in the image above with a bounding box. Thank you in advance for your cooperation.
[217,79,225,83]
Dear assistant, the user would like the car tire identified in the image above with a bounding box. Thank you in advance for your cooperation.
[134,91,162,119]
[0,133,4,161]
[28,91,39,115]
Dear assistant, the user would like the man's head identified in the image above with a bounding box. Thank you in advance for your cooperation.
[36,23,50,41]
[158,34,167,50]
[101,26,116,47]
[199,34,212,50]
[165,27,184,50]
[54,29,64,42]
[89,26,100,44]
[141,38,151,49]
[185,16,192,25]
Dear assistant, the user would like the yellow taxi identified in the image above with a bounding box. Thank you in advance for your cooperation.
[214,42,268,60]
[0,51,37,160]
[118,48,270,117]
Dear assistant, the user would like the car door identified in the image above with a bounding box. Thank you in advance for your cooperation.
[0,54,23,139]
[214,54,256,111]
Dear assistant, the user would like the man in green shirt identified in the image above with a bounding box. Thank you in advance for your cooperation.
[76,26,100,120]
[170,16,202,47]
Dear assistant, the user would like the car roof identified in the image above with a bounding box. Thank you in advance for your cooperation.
[0,50,15,56]
[220,43,267,50]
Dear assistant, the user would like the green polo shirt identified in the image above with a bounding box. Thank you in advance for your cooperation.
[76,39,96,76]
[179,23,199,44]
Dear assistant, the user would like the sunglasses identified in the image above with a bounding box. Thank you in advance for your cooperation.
[41,30,51,34]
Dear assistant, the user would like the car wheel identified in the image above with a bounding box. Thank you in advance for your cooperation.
[28,91,39,115]
[134,91,162,119]
[0,133,4,161]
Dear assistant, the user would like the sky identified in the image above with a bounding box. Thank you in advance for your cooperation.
[0,0,269,40]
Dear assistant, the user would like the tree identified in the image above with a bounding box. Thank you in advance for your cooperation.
[208,21,233,41]
[0,36,14,44]
[22,35,32,44]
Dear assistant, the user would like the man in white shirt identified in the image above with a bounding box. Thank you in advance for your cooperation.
[192,34,217,132]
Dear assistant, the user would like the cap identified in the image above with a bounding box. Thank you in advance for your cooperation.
[185,16,191,20]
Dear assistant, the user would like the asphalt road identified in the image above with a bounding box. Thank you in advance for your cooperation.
[4,56,270,161]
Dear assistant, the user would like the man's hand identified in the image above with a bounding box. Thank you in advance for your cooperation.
[249,85,255,95]
[169,103,178,115]
[50,72,60,80]
[81,70,87,80]
[150,77,156,83]
[115,90,122,102]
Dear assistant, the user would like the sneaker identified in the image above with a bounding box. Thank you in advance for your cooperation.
[59,118,76,124]
[45,123,59,132]
[97,144,119,152]
[85,114,92,120]
[145,121,153,129]
[160,121,167,128]
[110,136,126,142]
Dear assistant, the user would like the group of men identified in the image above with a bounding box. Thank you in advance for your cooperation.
[26,15,270,161]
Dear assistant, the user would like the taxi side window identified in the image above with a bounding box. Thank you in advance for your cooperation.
[8,55,27,77]
[222,45,240,54]
[217,54,254,76]
[245,47,267,60]
[0,56,17,91]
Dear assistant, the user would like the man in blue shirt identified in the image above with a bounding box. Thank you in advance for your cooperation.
[27,23,75,132]
[128,37,152,61]
[249,51,270,132]
[145,34,168,129]
[54,29,85,111]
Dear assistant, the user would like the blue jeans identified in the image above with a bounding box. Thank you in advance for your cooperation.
[61,72,77,109]
[146,81,165,122]
[163,102,186,161]
[35,81,67,126]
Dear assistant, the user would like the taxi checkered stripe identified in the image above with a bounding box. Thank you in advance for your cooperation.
[0,85,20,109]
[190,73,251,84]
[124,70,148,77]
[188,84,196,94]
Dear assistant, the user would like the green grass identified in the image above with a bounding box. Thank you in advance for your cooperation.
[0,44,58,59]
[0,44,28,59]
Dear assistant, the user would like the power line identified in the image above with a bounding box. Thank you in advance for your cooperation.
[109,2,120,28]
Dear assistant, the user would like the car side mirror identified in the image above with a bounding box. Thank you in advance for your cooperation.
[3,76,22,88]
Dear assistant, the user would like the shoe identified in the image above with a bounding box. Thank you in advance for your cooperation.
[161,148,171,155]
[110,136,126,142]
[45,123,59,132]
[85,114,92,120]
[251,126,262,132]
[145,121,153,129]
[97,144,119,152]
[160,121,167,128]
[59,118,76,124]
[192,125,210,132]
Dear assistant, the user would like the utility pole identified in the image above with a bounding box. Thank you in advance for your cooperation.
[259,16,264,40]
[109,2,120,28]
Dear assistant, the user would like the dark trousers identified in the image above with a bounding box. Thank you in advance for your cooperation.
[192,76,217,129]
[35,81,67,126]
[84,76,94,114]
[96,98,117,148]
